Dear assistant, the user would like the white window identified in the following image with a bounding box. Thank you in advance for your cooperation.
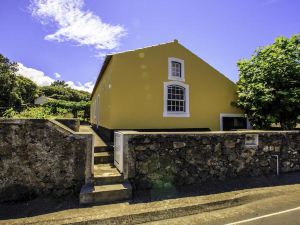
[163,81,190,117]
[168,57,185,81]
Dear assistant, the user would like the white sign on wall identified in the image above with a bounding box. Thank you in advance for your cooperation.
[245,134,259,147]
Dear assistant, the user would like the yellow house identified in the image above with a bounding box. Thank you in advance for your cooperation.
[91,40,248,141]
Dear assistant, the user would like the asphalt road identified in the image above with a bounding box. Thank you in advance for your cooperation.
[144,185,300,225]
[227,207,300,225]
[145,206,300,225]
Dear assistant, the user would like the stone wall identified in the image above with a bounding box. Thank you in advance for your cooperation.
[0,119,93,202]
[56,118,80,132]
[123,131,300,190]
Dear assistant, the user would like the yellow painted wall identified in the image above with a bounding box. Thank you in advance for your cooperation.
[92,41,243,131]
[90,58,114,128]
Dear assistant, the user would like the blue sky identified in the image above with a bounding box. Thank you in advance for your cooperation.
[0,0,299,92]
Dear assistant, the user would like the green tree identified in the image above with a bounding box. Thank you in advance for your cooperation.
[0,53,91,120]
[16,76,39,105]
[0,54,41,115]
[236,34,300,130]
[0,54,21,111]
[51,80,69,88]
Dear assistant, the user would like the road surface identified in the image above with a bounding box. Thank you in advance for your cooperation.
[143,185,300,225]
[227,207,300,225]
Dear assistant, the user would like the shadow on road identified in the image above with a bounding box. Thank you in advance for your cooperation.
[132,172,300,203]
[0,195,80,220]
[0,172,300,220]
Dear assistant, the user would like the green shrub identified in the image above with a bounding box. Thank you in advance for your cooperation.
[2,108,17,118]
[4,106,73,119]
[40,85,90,102]
[44,99,90,121]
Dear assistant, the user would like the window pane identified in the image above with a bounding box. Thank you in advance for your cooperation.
[166,85,186,112]
[171,61,181,78]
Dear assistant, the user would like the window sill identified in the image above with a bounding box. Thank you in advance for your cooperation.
[163,112,190,118]
[168,76,185,82]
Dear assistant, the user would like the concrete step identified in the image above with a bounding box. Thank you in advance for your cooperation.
[94,145,114,153]
[94,146,108,153]
[80,182,132,205]
[94,152,113,164]
[94,164,123,185]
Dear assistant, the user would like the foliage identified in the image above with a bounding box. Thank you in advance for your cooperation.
[2,106,73,119]
[0,54,21,110]
[51,80,69,88]
[0,54,40,114]
[40,85,90,102]
[2,108,17,118]
[16,76,39,105]
[236,34,300,130]
[39,85,91,120]
[45,99,90,120]
[0,53,91,120]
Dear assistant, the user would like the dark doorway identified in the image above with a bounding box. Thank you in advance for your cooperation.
[222,117,247,131]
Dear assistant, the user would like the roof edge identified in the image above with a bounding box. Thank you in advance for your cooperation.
[90,55,112,99]
[90,40,178,99]
[176,42,237,85]
[109,40,176,56]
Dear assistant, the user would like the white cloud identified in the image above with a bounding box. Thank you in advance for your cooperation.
[54,72,61,78]
[29,0,126,52]
[17,63,55,86]
[17,63,94,93]
[66,81,94,93]
[94,51,107,59]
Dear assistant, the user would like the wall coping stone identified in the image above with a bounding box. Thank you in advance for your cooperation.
[55,118,80,132]
[117,130,299,135]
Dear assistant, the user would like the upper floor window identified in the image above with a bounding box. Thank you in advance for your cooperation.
[168,57,185,81]
[163,81,190,117]
[171,61,181,78]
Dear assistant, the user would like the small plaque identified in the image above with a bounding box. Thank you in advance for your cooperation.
[245,134,259,146]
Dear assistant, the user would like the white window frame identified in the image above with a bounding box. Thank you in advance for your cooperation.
[168,57,185,82]
[163,81,190,117]
[219,113,251,131]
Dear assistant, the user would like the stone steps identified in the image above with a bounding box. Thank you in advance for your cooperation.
[79,126,132,205]
[94,163,124,185]
[80,181,132,204]
[94,146,108,153]
[94,152,114,164]
[94,145,114,153]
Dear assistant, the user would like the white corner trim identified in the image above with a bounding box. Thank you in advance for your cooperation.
[219,113,251,131]
[96,94,100,127]
[168,57,185,82]
[163,81,190,118]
